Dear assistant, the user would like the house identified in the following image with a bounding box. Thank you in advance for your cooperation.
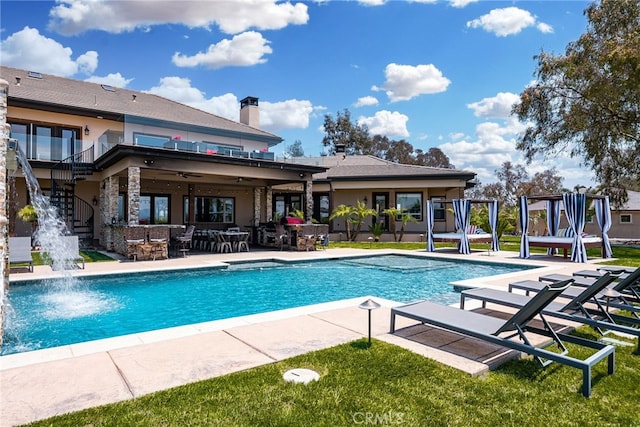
[1,66,325,250]
[1,65,477,247]
[284,154,477,240]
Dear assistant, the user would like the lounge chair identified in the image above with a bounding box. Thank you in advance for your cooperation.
[58,236,85,269]
[390,280,615,397]
[9,236,34,272]
[461,273,640,354]
[510,267,640,306]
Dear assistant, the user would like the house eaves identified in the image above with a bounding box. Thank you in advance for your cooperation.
[94,144,327,175]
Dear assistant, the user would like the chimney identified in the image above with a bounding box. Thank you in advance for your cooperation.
[240,96,259,128]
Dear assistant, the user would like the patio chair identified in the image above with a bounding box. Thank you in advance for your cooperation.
[461,272,640,354]
[275,225,289,250]
[173,225,195,257]
[8,236,34,272]
[216,232,233,253]
[390,280,615,398]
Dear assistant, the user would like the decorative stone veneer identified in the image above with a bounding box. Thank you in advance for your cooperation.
[305,178,313,222]
[253,187,262,226]
[127,166,140,225]
[0,78,9,347]
[100,175,120,250]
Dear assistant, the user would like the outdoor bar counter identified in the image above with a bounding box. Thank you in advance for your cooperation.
[110,224,185,261]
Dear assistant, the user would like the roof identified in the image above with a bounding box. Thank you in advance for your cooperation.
[1,66,281,143]
[287,155,476,181]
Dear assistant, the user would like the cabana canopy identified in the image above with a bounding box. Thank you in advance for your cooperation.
[519,193,612,262]
[426,199,499,254]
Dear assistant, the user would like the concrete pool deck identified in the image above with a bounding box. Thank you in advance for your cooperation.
[0,248,619,426]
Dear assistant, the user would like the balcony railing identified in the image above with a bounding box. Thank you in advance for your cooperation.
[9,133,91,162]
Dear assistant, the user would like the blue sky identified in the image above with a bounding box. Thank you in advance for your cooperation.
[1,0,594,188]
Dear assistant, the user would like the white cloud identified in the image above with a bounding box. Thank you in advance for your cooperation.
[172,31,272,69]
[0,26,97,76]
[354,96,379,107]
[76,51,98,75]
[358,0,386,5]
[437,117,593,188]
[261,100,314,130]
[85,72,134,88]
[537,22,554,34]
[449,0,478,7]
[145,76,314,131]
[373,63,450,102]
[48,0,309,35]
[357,110,409,138]
[467,92,520,118]
[466,7,552,37]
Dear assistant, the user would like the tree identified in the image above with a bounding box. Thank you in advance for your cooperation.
[321,109,371,155]
[513,0,640,206]
[350,200,377,241]
[329,204,355,241]
[416,147,453,168]
[496,162,528,207]
[321,110,455,168]
[287,140,305,157]
[517,168,565,197]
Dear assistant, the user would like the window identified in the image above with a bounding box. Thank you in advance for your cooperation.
[9,121,80,161]
[194,197,234,223]
[139,195,170,224]
[431,196,446,221]
[620,214,632,224]
[313,194,330,223]
[396,192,423,221]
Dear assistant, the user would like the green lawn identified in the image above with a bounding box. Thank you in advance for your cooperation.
[26,332,638,427]
[31,250,115,266]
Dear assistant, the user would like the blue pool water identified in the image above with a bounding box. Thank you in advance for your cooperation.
[1,255,532,355]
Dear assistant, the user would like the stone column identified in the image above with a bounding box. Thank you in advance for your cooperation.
[305,178,313,222]
[128,166,140,225]
[265,186,273,221]
[0,78,8,346]
[100,175,120,250]
[253,187,262,225]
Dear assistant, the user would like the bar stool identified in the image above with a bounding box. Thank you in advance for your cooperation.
[126,239,144,262]
[149,238,167,261]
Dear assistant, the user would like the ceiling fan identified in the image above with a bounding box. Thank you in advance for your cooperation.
[176,172,202,179]
[160,171,203,179]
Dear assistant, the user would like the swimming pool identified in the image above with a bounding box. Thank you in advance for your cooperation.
[1,254,533,355]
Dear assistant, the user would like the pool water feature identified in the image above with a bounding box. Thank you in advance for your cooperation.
[1,255,533,355]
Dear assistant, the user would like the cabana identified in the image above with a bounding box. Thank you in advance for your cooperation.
[426,199,499,254]
[519,193,612,263]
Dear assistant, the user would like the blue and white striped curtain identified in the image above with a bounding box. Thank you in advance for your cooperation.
[595,196,613,258]
[563,193,587,263]
[452,199,471,254]
[425,200,435,252]
[488,200,500,251]
[546,200,561,255]
[519,196,530,258]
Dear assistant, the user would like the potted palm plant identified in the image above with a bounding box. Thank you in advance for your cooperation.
[368,222,384,242]
[17,204,38,247]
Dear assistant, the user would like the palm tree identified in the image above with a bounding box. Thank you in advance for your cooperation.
[350,200,377,241]
[329,204,356,241]
[397,210,418,242]
[382,207,400,242]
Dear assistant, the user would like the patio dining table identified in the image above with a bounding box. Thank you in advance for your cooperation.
[221,231,250,252]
